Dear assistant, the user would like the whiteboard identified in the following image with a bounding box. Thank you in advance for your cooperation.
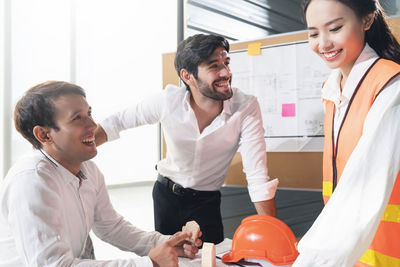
[229,41,331,152]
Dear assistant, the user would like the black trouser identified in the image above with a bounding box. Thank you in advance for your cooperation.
[152,176,224,244]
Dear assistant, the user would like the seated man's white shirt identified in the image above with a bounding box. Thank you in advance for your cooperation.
[101,86,278,202]
[0,150,169,266]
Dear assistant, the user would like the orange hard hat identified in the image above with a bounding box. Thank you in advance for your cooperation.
[222,215,299,266]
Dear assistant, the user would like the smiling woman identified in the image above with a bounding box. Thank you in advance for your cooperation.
[305,0,375,85]
[292,0,400,266]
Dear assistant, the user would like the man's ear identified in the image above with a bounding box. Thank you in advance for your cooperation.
[33,126,52,145]
[180,69,194,85]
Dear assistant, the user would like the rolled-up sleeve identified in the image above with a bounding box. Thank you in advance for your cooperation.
[239,98,278,202]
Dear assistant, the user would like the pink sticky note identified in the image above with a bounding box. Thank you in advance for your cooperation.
[282,103,296,117]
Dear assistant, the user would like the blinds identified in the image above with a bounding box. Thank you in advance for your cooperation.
[183,0,400,41]
[184,0,305,41]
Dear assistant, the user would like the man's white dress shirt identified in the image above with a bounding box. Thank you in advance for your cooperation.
[101,86,278,202]
[293,45,400,266]
[0,150,169,266]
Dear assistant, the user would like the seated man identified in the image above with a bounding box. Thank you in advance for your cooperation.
[0,81,201,266]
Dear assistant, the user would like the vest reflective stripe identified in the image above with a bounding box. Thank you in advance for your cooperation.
[324,186,400,224]
[322,181,333,203]
[382,204,400,223]
[354,261,373,267]
[366,220,400,262]
[322,58,400,267]
[359,249,400,266]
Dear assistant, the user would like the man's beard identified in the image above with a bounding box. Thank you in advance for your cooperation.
[197,78,233,101]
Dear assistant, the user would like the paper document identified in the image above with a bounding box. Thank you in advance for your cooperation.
[178,239,291,267]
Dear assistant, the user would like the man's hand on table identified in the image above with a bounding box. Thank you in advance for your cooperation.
[149,231,202,267]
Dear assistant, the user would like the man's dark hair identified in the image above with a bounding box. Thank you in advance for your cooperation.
[14,81,86,149]
[174,34,230,90]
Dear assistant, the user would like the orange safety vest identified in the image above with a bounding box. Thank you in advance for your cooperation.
[322,58,400,267]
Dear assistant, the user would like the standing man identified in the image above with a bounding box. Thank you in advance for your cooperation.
[0,81,200,266]
[95,34,278,244]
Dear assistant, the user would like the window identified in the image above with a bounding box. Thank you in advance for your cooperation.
[5,0,177,184]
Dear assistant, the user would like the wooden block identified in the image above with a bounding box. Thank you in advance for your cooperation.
[184,220,200,243]
[201,242,216,267]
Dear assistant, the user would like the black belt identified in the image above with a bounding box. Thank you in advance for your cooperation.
[157,174,219,197]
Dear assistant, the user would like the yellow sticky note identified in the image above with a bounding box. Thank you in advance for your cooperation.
[248,42,261,55]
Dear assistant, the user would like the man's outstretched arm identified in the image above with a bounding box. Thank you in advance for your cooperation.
[94,124,108,146]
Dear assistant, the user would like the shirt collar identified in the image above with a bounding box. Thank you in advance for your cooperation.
[183,88,191,111]
[322,43,379,103]
[222,96,232,117]
[39,149,59,167]
[183,87,233,118]
[39,149,88,184]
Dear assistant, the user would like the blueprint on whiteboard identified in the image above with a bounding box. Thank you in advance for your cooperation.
[229,41,331,152]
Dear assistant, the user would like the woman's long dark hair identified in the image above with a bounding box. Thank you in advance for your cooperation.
[302,0,400,64]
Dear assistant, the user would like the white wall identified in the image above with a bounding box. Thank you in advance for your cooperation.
[5,0,177,184]
[10,0,72,166]
[0,0,10,179]
[74,0,177,184]
[0,0,4,178]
